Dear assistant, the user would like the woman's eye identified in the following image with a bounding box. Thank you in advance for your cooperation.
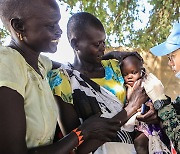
[49,25,55,28]
[47,24,55,30]
[93,41,105,48]
[93,43,100,47]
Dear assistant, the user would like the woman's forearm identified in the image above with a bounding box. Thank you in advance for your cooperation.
[112,106,137,126]
[28,132,78,154]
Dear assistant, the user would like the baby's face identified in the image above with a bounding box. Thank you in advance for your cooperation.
[121,59,142,87]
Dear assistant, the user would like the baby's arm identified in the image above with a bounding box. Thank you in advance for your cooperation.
[134,131,149,154]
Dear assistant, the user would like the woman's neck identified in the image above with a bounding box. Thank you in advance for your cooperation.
[8,40,41,76]
[72,55,104,78]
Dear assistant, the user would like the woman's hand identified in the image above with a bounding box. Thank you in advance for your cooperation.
[126,79,149,113]
[79,113,121,142]
[136,101,160,124]
[126,84,134,101]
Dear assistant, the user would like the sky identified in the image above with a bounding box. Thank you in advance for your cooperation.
[0,0,152,64]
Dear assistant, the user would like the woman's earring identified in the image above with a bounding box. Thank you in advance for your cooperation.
[19,34,23,41]
[17,33,23,41]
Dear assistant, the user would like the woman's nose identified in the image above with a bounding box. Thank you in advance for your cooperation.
[168,59,174,67]
[99,41,105,52]
[55,24,62,38]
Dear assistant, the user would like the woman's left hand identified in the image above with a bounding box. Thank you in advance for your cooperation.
[136,101,160,124]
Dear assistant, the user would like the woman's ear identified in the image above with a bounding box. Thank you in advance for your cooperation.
[10,18,25,34]
[70,38,78,51]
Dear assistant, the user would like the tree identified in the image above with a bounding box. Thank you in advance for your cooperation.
[0,27,9,45]
[0,0,179,49]
[58,0,180,100]
[60,0,179,50]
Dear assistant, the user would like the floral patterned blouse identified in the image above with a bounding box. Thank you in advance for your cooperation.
[92,59,126,104]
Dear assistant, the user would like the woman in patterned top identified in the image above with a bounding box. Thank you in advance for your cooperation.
[49,12,158,154]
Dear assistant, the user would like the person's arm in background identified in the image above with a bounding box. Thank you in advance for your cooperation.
[142,73,180,153]
[157,103,180,153]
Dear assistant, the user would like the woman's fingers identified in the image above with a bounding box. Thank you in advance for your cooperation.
[81,115,121,141]
[136,101,159,124]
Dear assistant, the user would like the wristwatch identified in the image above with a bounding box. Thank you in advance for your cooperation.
[153,96,171,110]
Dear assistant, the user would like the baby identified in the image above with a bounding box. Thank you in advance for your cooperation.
[120,54,145,102]
[120,54,171,154]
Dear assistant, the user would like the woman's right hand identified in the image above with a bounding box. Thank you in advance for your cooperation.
[79,113,121,142]
[125,79,149,116]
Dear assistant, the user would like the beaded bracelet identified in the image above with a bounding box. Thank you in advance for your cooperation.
[72,128,84,146]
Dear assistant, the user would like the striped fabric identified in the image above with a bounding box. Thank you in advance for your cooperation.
[65,66,134,144]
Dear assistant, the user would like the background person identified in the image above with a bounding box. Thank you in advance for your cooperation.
[142,22,180,153]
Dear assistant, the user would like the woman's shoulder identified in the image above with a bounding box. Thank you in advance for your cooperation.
[0,46,26,66]
[0,45,22,56]
[48,66,73,104]
[39,54,52,72]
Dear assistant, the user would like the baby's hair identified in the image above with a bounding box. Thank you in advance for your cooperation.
[120,52,145,76]
[67,12,105,42]
[120,52,144,66]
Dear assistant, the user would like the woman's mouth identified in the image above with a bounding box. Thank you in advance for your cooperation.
[97,55,102,59]
[97,53,104,60]
[51,39,60,43]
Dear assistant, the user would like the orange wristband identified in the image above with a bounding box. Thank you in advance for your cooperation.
[72,128,84,146]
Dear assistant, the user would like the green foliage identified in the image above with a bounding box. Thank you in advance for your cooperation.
[0,0,179,50]
[0,27,9,45]
[131,0,180,50]
[60,0,179,50]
